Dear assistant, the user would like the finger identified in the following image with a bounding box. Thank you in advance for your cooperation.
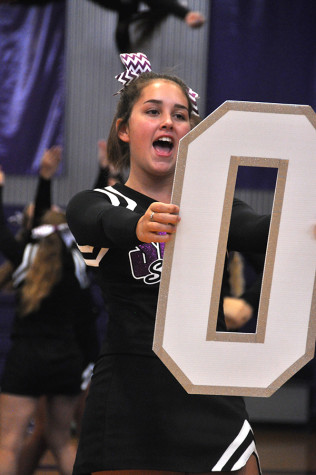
[153,213,180,226]
[149,222,178,235]
[147,208,180,226]
[142,231,176,244]
[150,202,180,215]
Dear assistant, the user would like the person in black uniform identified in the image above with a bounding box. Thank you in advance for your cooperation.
[66,53,269,474]
[0,159,98,474]
[13,145,108,475]
[89,0,205,52]
[6,0,205,53]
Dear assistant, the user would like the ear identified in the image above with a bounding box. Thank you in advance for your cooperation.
[116,119,130,143]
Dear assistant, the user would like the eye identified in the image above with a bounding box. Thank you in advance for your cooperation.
[146,109,160,116]
[174,112,188,121]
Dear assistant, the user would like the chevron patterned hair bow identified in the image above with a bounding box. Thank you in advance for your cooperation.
[115,52,199,115]
[115,52,152,90]
[31,223,75,248]
[187,87,199,115]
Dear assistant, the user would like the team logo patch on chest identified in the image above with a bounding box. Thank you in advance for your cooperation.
[129,242,165,285]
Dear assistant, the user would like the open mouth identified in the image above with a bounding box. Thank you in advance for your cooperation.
[153,137,174,155]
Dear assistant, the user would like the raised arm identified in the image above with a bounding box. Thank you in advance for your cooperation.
[0,167,25,266]
[33,146,62,227]
[93,140,124,189]
[144,0,205,27]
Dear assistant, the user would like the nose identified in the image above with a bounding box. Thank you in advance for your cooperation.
[160,113,173,129]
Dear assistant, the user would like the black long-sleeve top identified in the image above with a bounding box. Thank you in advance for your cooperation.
[67,184,270,357]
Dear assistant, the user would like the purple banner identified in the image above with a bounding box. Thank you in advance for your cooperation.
[206,0,316,189]
[0,2,65,175]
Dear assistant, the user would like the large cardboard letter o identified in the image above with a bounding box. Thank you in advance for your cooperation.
[153,101,316,397]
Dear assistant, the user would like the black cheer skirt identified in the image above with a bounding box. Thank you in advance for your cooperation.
[1,336,83,397]
[73,352,260,474]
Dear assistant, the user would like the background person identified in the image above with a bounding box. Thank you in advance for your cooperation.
[0,153,98,475]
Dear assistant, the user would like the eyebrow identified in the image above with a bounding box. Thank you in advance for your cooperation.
[144,99,189,111]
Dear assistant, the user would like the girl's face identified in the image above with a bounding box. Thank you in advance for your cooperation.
[118,80,191,179]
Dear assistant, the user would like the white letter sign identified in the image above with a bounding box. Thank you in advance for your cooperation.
[153,101,316,397]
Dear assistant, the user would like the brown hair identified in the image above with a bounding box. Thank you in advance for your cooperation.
[19,210,67,317]
[0,260,15,293]
[107,72,199,171]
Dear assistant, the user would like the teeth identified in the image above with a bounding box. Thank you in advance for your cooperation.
[158,137,172,143]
